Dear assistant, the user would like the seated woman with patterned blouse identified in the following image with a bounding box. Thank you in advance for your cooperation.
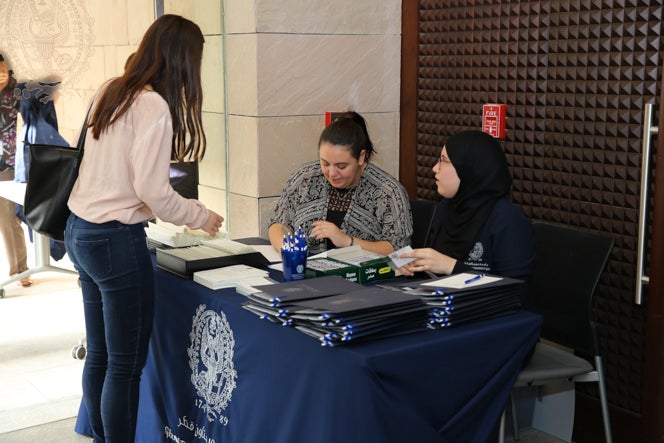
[268,112,412,256]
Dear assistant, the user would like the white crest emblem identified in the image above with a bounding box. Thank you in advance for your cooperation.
[188,305,237,424]
[468,242,484,261]
[0,0,95,96]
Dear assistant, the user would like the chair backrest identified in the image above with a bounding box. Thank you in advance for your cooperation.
[410,199,436,249]
[528,221,614,356]
[170,161,199,199]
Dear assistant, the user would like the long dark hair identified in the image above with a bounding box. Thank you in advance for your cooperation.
[319,111,376,162]
[90,14,206,161]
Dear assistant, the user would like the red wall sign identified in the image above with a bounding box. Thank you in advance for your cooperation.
[482,104,507,139]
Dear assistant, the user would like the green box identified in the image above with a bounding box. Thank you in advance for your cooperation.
[329,256,395,284]
[325,247,396,284]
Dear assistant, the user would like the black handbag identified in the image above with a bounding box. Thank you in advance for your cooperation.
[23,110,90,242]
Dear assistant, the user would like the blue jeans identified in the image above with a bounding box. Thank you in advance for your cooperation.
[65,213,155,443]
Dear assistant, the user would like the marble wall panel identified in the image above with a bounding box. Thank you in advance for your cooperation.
[73,48,107,91]
[228,193,260,239]
[227,115,259,197]
[223,0,257,34]
[198,185,228,235]
[163,0,193,20]
[200,112,227,190]
[127,0,155,44]
[363,112,400,179]
[257,115,323,196]
[202,35,225,114]
[256,34,400,116]
[57,93,90,145]
[88,0,129,45]
[115,46,139,74]
[165,0,222,35]
[258,196,279,239]
[225,34,258,116]
[255,0,401,35]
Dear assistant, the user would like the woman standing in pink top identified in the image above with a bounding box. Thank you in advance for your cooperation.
[65,15,224,443]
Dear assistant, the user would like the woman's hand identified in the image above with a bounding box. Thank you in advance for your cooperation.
[310,220,352,247]
[268,223,293,251]
[398,247,457,276]
[202,210,224,236]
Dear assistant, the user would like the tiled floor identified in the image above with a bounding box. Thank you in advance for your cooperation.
[0,227,87,441]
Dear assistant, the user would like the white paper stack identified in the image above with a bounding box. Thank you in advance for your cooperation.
[193,265,269,290]
[144,221,205,247]
[201,238,257,255]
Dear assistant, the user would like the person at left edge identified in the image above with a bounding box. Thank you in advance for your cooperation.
[268,111,412,256]
[65,14,224,443]
[0,54,31,287]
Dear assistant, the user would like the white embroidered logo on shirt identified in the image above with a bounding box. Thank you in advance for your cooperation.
[468,242,484,261]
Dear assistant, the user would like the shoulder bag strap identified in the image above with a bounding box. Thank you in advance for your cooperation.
[74,103,94,161]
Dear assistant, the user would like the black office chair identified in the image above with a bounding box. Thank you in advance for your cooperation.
[409,198,436,248]
[170,161,199,199]
[499,221,614,443]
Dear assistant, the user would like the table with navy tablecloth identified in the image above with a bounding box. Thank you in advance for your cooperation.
[75,261,541,443]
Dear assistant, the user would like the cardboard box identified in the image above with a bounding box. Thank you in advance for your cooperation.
[325,246,396,284]
[305,258,360,282]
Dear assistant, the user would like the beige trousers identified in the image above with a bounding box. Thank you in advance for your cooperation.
[0,171,28,276]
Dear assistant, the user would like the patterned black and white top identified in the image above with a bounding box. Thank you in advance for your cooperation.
[0,78,18,171]
[269,161,413,254]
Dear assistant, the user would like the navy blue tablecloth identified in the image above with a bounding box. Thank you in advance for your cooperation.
[75,264,541,443]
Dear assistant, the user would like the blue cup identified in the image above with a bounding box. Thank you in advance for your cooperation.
[282,249,307,281]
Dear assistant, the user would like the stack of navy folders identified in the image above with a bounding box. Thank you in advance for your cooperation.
[290,286,428,347]
[239,275,429,346]
[240,276,364,325]
[391,272,525,329]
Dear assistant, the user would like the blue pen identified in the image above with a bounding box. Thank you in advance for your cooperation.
[464,274,485,284]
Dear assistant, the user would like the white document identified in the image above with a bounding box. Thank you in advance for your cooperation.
[387,246,416,269]
[420,273,502,289]
[193,265,269,290]
[251,245,283,263]
[308,244,363,260]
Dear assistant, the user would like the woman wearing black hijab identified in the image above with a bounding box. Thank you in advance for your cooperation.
[400,130,535,278]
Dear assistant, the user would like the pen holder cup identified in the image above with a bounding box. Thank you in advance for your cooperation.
[281,249,307,281]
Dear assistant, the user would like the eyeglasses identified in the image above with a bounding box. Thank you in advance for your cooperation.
[437,154,451,166]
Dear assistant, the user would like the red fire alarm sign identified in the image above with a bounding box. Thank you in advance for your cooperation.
[482,104,507,139]
[325,112,345,127]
